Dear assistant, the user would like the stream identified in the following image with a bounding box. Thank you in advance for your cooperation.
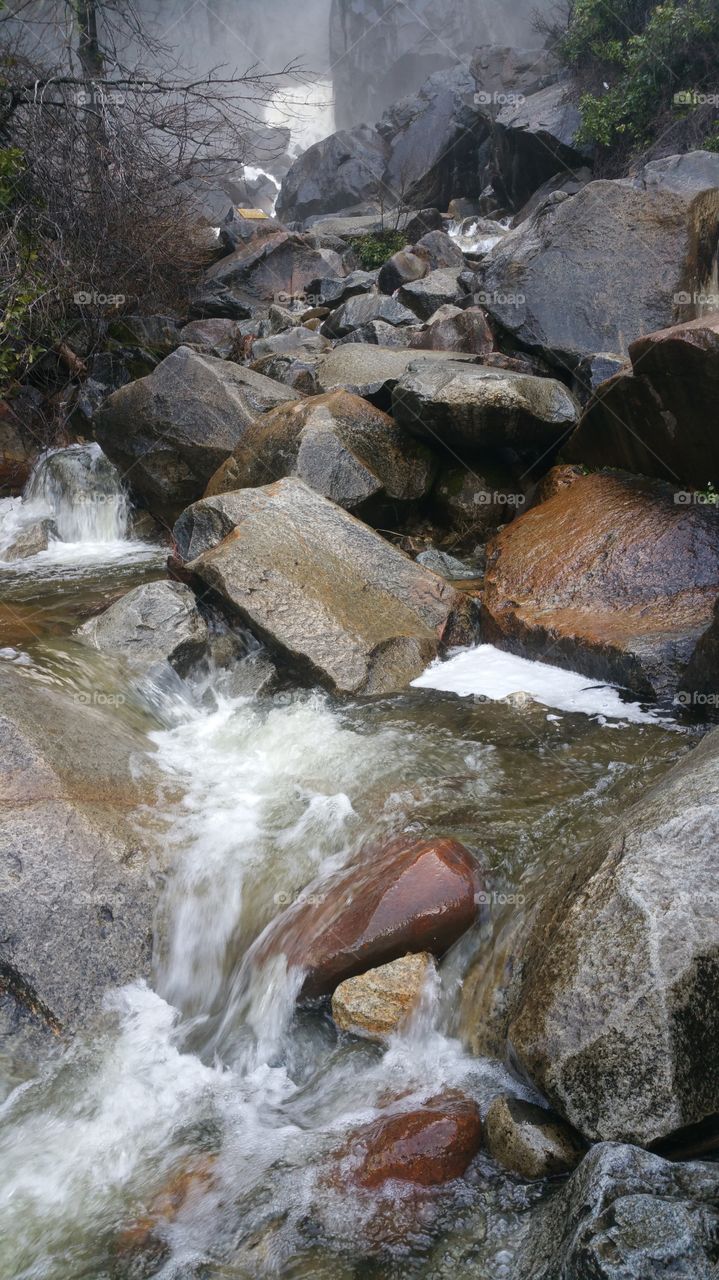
[0,450,693,1278]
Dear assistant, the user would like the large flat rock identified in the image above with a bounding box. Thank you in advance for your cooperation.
[183,477,478,694]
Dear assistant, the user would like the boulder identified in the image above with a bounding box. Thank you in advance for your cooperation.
[408,306,494,354]
[513,166,593,226]
[416,548,480,579]
[182,478,478,694]
[508,724,719,1145]
[316,343,477,407]
[412,230,464,269]
[565,315,719,487]
[177,318,243,359]
[276,126,389,224]
[253,834,482,998]
[250,329,331,360]
[398,268,463,320]
[2,517,56,561]
[378,246,430,295]
[432,462,526,533]
[93,347,300,519]
[393,361,579,455]
[250,353,322,396]
[201,231,347,308]
[484,1095,585,1180]
[380,67,488,211]
[106,315,181,357]
[337,1095,482,1189]
[631,149,719,198]
[307,270,378,309]
[476,177,719,366]
[492,82,588,212]
[514,1143,719,1280]
[75,581,208,678]
[0,665,162,1031]
[470,45,560,102]
[337,320,420,348]
[321,293,418,339]
[203,391,436,517]
[483,470,719,704]
[331,953,436,1040]
[0,415,36,492]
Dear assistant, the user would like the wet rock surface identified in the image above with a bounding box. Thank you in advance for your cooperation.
[0,665,162,1031]
[331,952,436,1040]
[93,347,299,518]
[340,1094,482,1189]
[482,470,719,703]
[76,581,208,678]
[484,1095,586,1180]
[184,478,478,695]
[204,390,436,517]
[508,725,719,1145]
[514,1142,719,1280]
[255,835,482,998]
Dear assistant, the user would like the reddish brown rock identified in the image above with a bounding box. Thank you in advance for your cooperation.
[116,1156,218,1257]
[0,413,36,493]
[565,315,719,488]
[482,470,719,703]
[254,835,482,999]
[341,1094,482,1188]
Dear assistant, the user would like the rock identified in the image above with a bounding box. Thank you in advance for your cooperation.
[93,347,300,519]
[431,462,525,532]
[321,293,419,339]
[378,247,430,295]
[631,149,719,198]
[513,166,593,226]
[0,665,162,1031]
[316,343,477,407]
[177,318,243,359]
[572,351,626,401]
[307,270,378,309]
[0,415,36,492]
[398,268,463,320]
[276,126,389,224]
[483,470,719,704]
[393,361,579,455]
[514,1143,719,1280]
[116,1156,218,1261]
[339,1095,482,1189]
[484,1095,585,1180]
[416,549,480,579]
[106,315,181,356]
[182,478,478,694]
[565,316,719,488]
[507,722,719,1144]
[337,320,420,348]
[203,391,436,518]
[530,463,584,507]
[2,517,57,561]
[76,581,208,678]
[218,211,287,254]
[250,353,322,396]
[471,45,560,102]
[250,329,331,359]
[476,177,719,366]
[413,230,464,269]
[492,82,588,212]
[201,231,347,308]
[408,306,494,354]
[254,834,482,998]
[331,952,436,1040]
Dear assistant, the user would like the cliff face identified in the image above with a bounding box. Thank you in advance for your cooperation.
[329,0,546,129]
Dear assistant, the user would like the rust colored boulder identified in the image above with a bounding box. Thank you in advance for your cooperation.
[482,470,719,704]
[254,835,482,999]
[565,315,719,489]
[341,1094,482,1188]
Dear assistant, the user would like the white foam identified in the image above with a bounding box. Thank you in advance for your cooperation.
[412,643,667,724]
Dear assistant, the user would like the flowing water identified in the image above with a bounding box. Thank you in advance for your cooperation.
[0,448,695,1278]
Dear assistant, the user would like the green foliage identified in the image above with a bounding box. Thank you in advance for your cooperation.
[559,0,719,152]
[347,230,407,271]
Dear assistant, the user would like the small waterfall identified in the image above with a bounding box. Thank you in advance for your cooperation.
[23,443,130,543]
